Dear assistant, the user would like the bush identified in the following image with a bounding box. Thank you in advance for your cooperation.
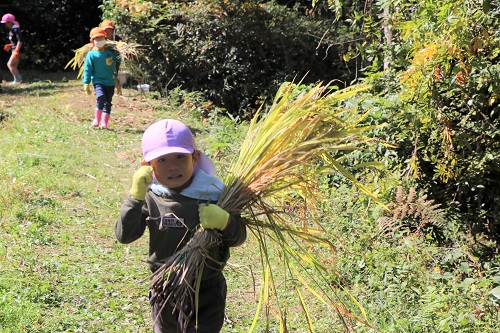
[101,0,353,118]
[370,61,500,252]
[0,0,102,72]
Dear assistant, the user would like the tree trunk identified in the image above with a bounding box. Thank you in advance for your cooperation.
[383,6,393,70]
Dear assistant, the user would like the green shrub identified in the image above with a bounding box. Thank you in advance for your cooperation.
[1,0,102,71]
[101,0,353,117]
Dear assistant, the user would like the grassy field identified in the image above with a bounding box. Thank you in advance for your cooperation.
[1,71,499,333]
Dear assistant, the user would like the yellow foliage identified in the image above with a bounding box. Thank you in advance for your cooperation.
[114,0,152,15]
[412,43,438,66]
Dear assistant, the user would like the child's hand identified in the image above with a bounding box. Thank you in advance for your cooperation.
[3,43,12,52]
[115,77,122,95]
[83,84,92,95]
[129,166,153,200]
[199,204,229,231]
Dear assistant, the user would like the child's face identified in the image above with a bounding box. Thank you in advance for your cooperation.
[149,152,199,190]
[104,28,114,39]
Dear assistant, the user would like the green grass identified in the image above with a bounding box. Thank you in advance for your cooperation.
[1,72,499,332]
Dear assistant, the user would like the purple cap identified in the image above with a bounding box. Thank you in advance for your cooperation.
[142,119,216,175]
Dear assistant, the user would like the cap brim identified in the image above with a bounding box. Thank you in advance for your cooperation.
[143,146,194,162]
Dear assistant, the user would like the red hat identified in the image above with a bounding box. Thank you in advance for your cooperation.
[89,27,106,39]
[100,20,115,30]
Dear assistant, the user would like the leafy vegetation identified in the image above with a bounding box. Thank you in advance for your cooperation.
[364,0,500,250]
[101,0,352,117]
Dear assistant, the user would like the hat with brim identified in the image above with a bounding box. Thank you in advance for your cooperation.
[89,27,106,39]
[142,119,216,176]
[1,13,20,26]
[100,20,115,30]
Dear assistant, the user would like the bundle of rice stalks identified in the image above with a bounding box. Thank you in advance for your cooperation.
[149,230,222,331]
[65,41,143,79]
[149,80,388,332]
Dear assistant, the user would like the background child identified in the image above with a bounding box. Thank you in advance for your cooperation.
[1,13,23,85]
[82,27,121,129]
[99,19,121,42]
[99,20,122,94]
[115,119,247,333]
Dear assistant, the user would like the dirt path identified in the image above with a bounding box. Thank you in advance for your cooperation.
[1,69,158,125]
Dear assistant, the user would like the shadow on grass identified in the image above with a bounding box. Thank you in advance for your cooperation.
[1,69,79,97]
[122,128,146,135]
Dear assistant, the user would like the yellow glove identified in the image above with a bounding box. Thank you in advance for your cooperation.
[129,166,153,200]
[84,84,92,95]
[199,204,229,231]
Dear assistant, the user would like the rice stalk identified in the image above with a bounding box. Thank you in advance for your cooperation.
[149,80,387,332]
[146,228,222,333]
[65,41,144,79]
[64,43,92,78]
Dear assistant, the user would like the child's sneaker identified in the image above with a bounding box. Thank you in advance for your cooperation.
[10,74,22,85]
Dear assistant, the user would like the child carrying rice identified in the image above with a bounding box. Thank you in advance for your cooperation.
[82,27,121,129]
[115,119,247,333]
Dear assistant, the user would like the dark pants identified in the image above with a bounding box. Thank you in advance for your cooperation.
[150,275,227,333]
[94,83,115,114]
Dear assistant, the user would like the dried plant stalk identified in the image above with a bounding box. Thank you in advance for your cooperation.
[65,41,143,79]
[147,230,221,332]
[149,81,387,332]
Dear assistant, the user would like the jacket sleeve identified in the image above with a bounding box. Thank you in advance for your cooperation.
[115,195,148,244]
[221,214,247,247]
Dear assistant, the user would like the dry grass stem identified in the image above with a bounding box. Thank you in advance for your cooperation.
[147,229,222,333]
[149,80,385,331]
[65,41,144,79]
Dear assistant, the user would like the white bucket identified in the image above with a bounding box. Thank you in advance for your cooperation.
[137,84,150,93]
[117,71,129,85]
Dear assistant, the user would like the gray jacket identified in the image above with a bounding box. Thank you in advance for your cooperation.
[115,170,247,279]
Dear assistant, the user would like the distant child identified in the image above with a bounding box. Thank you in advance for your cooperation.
[1,13,23,85]
[115,119,247,333]
[82,27,121,129]
[99,20,122,95]
[99,19,121,42]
